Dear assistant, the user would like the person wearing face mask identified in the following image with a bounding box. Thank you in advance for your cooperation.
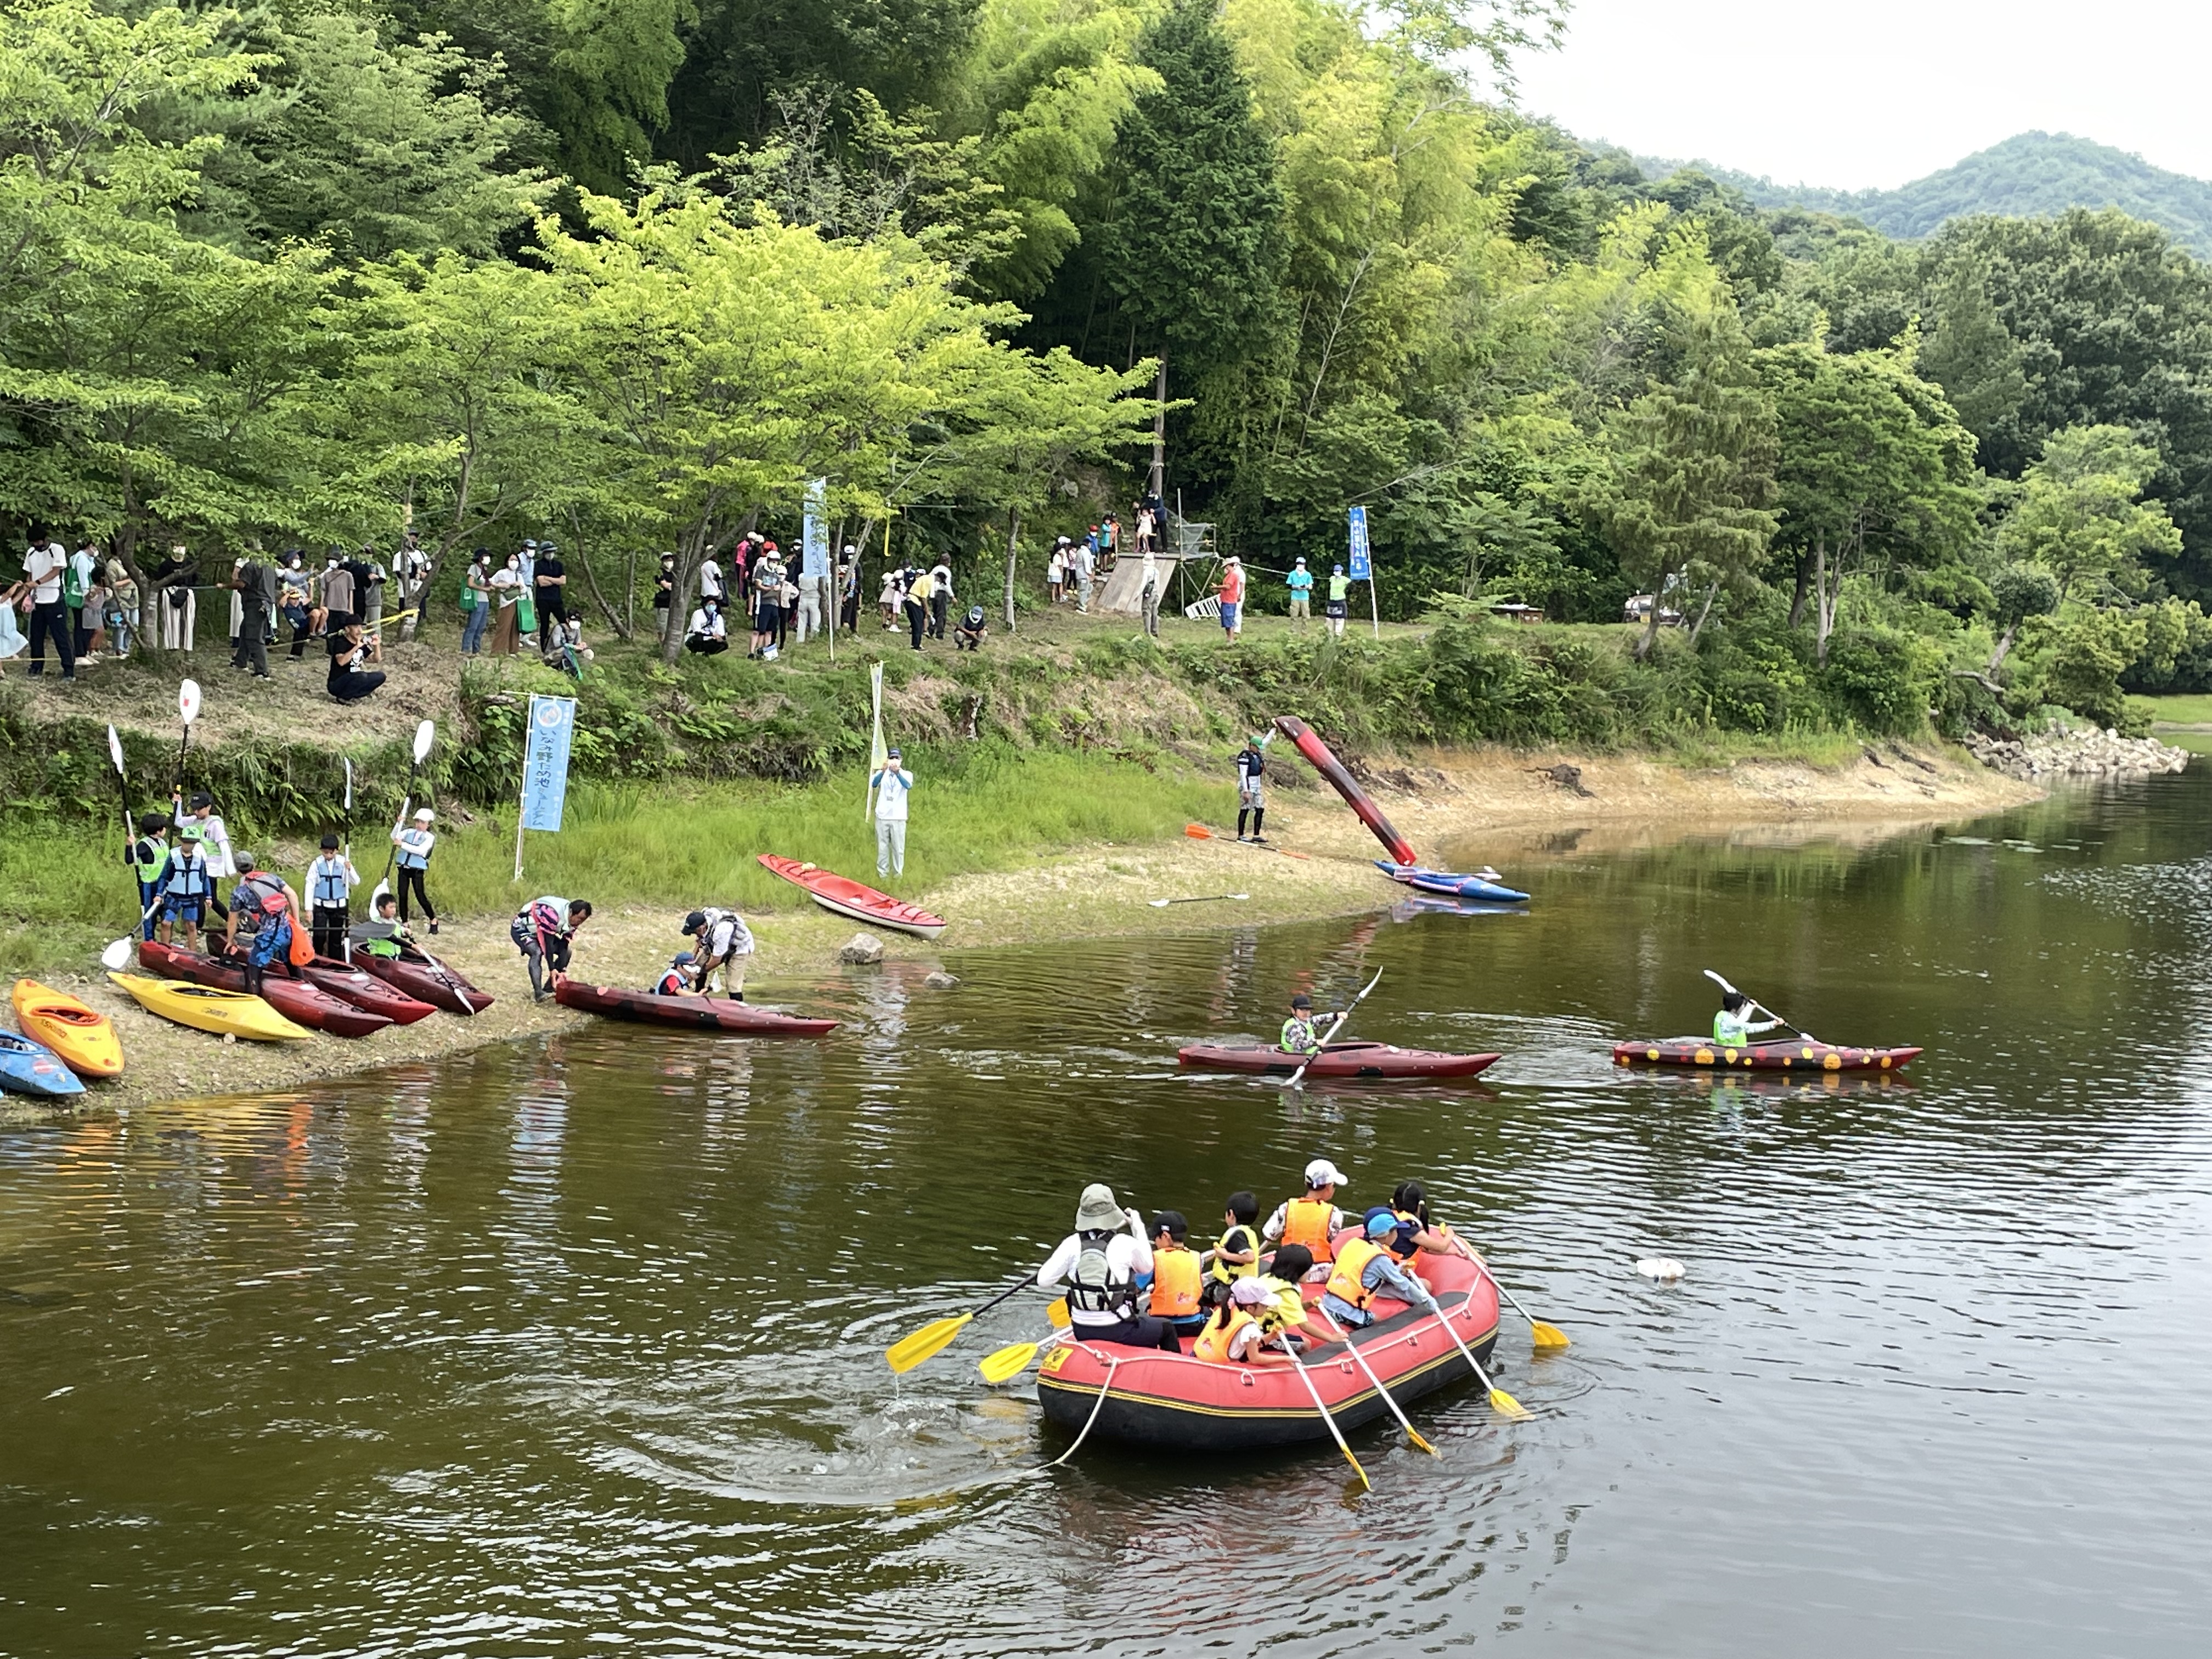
[278,550,314,662]
[652,552,678,635]
[318,549,356,630]
[461,550,492,656]
[488,553,522,655]
[327,620,386,702]
[685,597,728,654]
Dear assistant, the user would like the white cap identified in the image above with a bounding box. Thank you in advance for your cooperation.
[1229,1277,1271,1306]
[413,807,435,822]
[1224,555,1241,565]
[1305,1158,1347,1189]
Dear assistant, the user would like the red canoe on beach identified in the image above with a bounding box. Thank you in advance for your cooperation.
[1612,1036,1922,1073]
[1271,715,1419,866]
[1036,1244,1500,1453]
[758,854,947,939]
[356,949,492,1016]
[1177,1041,1501,1080]
[300,957,438,1024]
[553,978,838,1036]
[137,941,391,1039]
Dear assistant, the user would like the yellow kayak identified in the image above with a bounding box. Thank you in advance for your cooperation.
[12,978,125,1076]
[106,973,311,1042]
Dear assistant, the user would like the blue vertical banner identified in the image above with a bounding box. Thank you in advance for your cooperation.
[1347,506,1372,580]
[803,477,829,580]
[514,693,577,878]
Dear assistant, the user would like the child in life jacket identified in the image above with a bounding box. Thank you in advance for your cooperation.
[1144,1211,1207,1336]
[1204,1190,1262,1310]
[1192,1276,1284,1366]
[654,952,695,995]
[1262,1159,1348,1272]
[126,813,169,941]
[1253,1243,1318,1349]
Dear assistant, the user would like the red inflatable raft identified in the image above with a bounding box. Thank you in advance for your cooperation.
[137,941,392,1039]
[1036,1247,1500,1453]
[552,978,838,1036]
[1178,1041,1501,1080]
[758,854,947,939]
[300,957,438,1024]
[1613,1036,1922,1073]
[356,949,492,1016]
[1271,715,1418,866]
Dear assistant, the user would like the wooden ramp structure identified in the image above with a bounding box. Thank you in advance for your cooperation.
[1098,516,1216,616]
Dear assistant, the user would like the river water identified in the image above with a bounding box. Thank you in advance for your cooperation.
[4,774,2210,1657]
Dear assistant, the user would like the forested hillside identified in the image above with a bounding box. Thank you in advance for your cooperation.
[9,0,2212,747]
[1642,132,2212,259]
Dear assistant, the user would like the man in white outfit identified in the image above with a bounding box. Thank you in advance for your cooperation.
[795,563,823,644]
[872,746,913,878]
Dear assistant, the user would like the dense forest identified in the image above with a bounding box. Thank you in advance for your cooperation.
[9,0,2212,736]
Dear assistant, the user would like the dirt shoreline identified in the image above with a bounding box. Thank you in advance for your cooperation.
[3,740,2040,1124]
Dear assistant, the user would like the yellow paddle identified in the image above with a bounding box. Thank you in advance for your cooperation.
[1311,1305,1437,1455]
[1455,1240,1569,1351]
[884,1273,1036,1375]
[1418,1283,1532,1420]
[974,1299,1073,1384]
[1284,1338,1369,1490]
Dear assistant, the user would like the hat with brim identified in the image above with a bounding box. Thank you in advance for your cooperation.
[1076,1182,1122,1230]
[1229,1277,1271,1306]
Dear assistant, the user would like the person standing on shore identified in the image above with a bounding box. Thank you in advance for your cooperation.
[795,559,823,645]
[127,815,170,941]
[174,788,236,887]
[155,825,212,950]
[902,565,928,651]
[1138,540,1162,639]
[1285,557,1313,627]
[1325,563,1350,638]
[223,853,303,997]
[392,806,439,935]
[22,530,75,681]
[1235,733,1268,842]
[1047,539,1066,604]
[1217,556,1245,640]
[681,906,755,997]
[307,833,358,960]
[512,895,592,1001]
[871,746,913,879]
[838,546,860,634]
[533,541,568,654]
[1073,537,1094,613]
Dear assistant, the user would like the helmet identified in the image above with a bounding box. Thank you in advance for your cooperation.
[682,910,708,935]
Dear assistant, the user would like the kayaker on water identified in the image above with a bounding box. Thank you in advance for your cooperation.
[1261,1159,1348,1271]
[681,906,755,997]
[512,895,592,1001]
[1278,992,1339,1055]
[1714,989,1781,1047]
[1319,1212,1434,1330]
[1037,1183,1181,1352]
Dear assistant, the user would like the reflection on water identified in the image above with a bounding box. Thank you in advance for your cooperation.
[4,778,2211,1656]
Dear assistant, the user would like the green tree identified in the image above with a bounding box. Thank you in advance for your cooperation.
[1917,255,2028,448]
[1996,424,2182,603]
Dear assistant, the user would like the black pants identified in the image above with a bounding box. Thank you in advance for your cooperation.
[396,866,435,925]
[905,600,925,649]
[1071,1314,1182,1352]
[286,606,312,658]
[329,668,385,702]
[27,600,75,677]
[312,904,348,961]
[72,605,94,654]
[538,600,567,652]
[930,592,948,639]
[232,603,269,675]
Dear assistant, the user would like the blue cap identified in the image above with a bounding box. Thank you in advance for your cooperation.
[1365,1211,1398,1239]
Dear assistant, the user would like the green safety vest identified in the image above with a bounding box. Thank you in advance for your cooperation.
[131,837,166,883]
[1329,574,1350,601]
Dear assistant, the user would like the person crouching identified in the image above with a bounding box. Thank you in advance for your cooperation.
[1036,1183,1181,1352]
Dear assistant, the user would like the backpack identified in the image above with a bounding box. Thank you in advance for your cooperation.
[1066,1228,1136,1318]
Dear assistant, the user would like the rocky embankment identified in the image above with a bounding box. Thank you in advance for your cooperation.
[1962,727,2191,779]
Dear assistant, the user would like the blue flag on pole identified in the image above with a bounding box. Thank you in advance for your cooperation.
[1347,506,1372,581]
[520,694,577,832]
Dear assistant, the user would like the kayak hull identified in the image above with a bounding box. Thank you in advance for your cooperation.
[553,979,838,1036]
[758,854,947,939]
[301,958,438,1024]
[12,979,125,1077]
[1036,1249,1499,1454]
[138,941,391,1039]
[106,973,310,1042]
[355,950,492,1016]
[1613,1037,1922,1073]
[1178,1041,1501,1080]
[1272,715,1418,866]
[0,1030,87,1098]
[1375,860,1530,904]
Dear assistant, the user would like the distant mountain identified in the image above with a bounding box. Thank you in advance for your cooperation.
[1634,132,2212,257]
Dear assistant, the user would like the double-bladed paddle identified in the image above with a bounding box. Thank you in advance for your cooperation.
[1284,967,1384,1089]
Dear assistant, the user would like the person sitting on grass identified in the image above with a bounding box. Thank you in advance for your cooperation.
[685,598,728,655]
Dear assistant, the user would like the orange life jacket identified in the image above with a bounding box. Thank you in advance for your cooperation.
[1148,1244,1201,1318]
[1324,1238,1387,1311]
[1279,1196,1338,1263]
[1193,1306,1256,1364]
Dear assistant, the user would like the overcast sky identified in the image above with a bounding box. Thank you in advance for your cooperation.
[1508,0,2212,190]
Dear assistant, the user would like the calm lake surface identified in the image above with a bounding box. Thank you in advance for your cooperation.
[5,774,2210,1657]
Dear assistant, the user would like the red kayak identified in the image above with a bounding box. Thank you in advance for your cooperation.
[356,949,492,1016]
[758,854,946,939]
[553,978,838,1036]
[137,941,392,1039]
[1271,715,1418,866]
[1177,1040,1500,1080]
[1613,1037,1922,1073]
[1037,1243,1499,1453]
[300,957,437,1024]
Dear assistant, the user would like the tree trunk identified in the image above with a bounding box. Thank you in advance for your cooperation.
[1149,353,1167,499]
[1813,535,1834,668]
[659,522,718,667]
[1787,549,1814,629]
[1635,576,1664,661]
[1686,579,1721,647]
[568,508,630,641]
[1988,621,2021,675]
[1003,505,1021,631]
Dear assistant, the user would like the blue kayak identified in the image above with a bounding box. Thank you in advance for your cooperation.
[0,1030,86,1098]
[1375,860,1531,904]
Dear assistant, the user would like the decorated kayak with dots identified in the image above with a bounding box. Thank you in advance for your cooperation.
[1612,1036,1922,1073]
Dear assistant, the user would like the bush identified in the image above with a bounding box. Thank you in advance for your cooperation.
[1819,626,1941,735]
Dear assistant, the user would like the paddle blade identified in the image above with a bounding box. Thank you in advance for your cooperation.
[343,757,353,811]
[99,936,134,972]
[1339,1447,1372,1491]
[107,724,124,775]
[1488,1386,1534,1422]
[884,1312,970,1374]
[178,679,201,724]
[1183,823,1212,839]
[1147,898,1172,907]
[412,719,436,763]
[977,1340,1042,1385]
[1408,1429,1440,1457]
[1528,1319,1571,1351]
[1046,1297,1070,1329]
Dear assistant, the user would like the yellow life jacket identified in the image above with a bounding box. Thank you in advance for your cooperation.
[1325,1238,1387,1311]
[1210,1223,1260,1284]
[1254,1275,1305,1333]
[1279,1196,1338,1263]
[1148,1244,1202,1318]
[1193,1306,1256,1364]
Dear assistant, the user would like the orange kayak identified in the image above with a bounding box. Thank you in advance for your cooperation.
[11,979,124,1077]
